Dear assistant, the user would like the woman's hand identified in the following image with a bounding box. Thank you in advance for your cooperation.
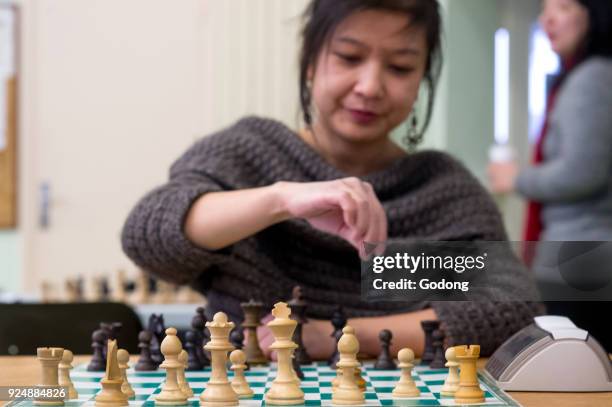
[487,161,519,194]
[257,314,336,361]
[274,178,387,258]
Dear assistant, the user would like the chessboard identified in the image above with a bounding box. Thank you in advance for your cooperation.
[6,361,520,407]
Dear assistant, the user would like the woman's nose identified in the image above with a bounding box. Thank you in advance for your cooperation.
[354,63,384,99]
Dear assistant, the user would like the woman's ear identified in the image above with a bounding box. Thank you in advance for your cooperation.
[307,65,314,82]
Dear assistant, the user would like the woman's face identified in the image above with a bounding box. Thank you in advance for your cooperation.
[540,0,589,60]
[309,9,428,146]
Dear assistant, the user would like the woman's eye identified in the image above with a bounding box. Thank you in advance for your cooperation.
[335,53,361,64]
[390,65,413,75]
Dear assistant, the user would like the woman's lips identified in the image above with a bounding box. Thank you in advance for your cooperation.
[347,108,379,125]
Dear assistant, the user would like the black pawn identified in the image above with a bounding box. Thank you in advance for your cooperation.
[429,329,446,369]
[420,320,439,364]
[191,309,210,367]
[135,330,157,371]
[185,330,203,371]
[374,329,397,370]
[196,306,210,341]
[99,322,111,360]
[109,322,122,340]
[87,329,107,371]
[230,327,244,350]
[288,286,311,365]
[327,306,347,367]
[148,314,165,365]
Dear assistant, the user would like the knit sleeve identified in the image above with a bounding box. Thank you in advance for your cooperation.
[417,153,544,355]
[121,130,241,285]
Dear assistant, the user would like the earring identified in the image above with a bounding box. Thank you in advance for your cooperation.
[403,111,421,152]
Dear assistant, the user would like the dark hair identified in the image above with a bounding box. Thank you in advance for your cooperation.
[298,0,443,142]
[577,0,612,58]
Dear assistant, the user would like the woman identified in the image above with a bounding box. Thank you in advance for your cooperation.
[122,0,539,359]
[489,0,612,246]
[490,0,612,351]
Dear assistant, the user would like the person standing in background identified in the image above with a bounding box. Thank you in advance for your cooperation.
[488,0,612,351]
[489,0,612,252]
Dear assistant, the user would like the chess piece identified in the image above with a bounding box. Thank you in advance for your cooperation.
[87,329,107,372]
[265,302,305,405]
[109,322,122,341]
[230,327,244,350]
[95,340,129,406]
[454,345,485,404]
[155,328,188,405]
[135,330,157,371]
[440,346,460,396]
[288,286,312,364]
[229,326,249,371]
[333,368,365,392]
[354,368,366,391]
[429,329,446,369]
[115,269,128,303]
[117,349,135,398]
[374,329,397,370]
[328,306,347,368]
[65,279,79,303]
[331,326,364,405]
[95,276,111,302]
[99,323,112,361]
[392,348,420,398]
[184,330,203,371]
[200,312,239,406]
[420,320,439,364]
[240,299,268,365]
[155,281,175,304]
[34,347,64,406]
[293,354,304,380]
[148,314,166,365]
[192,307,211,367]
[41,281,54,303]
[178,350,194,398]
[58,349,78,399]
[133,270,151,304]
[230,349,254,398]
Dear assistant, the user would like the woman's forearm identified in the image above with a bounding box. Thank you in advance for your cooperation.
[184,183,289,250]
[349,308,438,357]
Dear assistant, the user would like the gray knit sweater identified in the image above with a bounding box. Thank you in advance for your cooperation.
[121,116,541,355]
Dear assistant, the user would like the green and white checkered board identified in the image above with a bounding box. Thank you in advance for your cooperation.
[7,362,520,407]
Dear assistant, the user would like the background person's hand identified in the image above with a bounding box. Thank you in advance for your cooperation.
[276,178,387,258]
[487,161,519,194]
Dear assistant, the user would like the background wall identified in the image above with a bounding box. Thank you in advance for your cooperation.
[0,0,535,297]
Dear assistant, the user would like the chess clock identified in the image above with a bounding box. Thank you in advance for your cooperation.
[483,316,612,391]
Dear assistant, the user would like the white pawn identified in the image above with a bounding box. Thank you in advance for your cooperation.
[331,326,364,405]
[230,349,254,398]
[117,349,135,398]
[392,348,420,398]
[58,349,78,400]
[155,328,188,406]
[177,350,194,398]
[440,347,460,396]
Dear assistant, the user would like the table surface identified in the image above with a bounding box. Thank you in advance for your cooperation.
[1,356,611,407]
